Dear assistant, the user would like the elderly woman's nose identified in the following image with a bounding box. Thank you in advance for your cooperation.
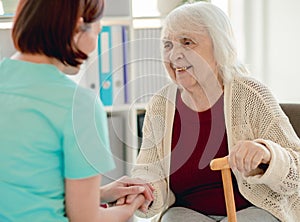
[169,44,184,61]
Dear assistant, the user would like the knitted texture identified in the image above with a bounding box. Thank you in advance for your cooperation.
[131,75,300,222]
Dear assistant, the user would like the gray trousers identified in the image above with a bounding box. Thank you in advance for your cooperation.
[161,206,279,222]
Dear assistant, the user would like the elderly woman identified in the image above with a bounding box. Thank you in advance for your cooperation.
[131,2,300,222]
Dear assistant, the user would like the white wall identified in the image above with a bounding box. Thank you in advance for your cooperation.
[265,0,300,102]
[231,0,300,103]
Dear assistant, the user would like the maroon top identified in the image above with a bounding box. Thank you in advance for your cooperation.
[170,91,251,215]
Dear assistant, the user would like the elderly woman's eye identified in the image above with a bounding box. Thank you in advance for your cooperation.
[163,41,173,50]
[182,38,195,47]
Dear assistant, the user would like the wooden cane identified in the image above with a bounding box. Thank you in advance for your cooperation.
[210,156,237,222]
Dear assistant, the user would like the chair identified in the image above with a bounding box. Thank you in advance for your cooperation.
[210,103,300,222]
[280,103,300,137]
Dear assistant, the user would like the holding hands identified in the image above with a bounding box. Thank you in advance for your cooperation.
[100,176,154,212]
[228,140,271,176]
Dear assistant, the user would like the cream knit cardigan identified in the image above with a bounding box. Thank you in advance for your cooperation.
[132,75,300,222]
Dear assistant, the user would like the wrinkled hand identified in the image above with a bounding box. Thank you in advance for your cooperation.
[100,176,154,206]
[110,194,147,219]
[121,193,151,213]
[112,177,154,213]
[228,140,271,175]
[126,194,146,215]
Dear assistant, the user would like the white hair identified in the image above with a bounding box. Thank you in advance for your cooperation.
[161,2,249,83]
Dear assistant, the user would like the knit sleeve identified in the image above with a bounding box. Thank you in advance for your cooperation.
[246,120,300,195]
[131,95,173,219]
[231,77,300,194]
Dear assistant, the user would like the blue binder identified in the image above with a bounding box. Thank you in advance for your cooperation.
[98,26,113,106]
[98,26,127,106]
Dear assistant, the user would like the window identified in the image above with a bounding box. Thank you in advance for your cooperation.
[0,0,18,17]
[132,0,160,18]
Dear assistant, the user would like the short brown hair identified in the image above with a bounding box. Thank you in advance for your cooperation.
[12,0,104,67]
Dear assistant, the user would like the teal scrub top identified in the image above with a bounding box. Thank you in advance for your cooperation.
[0,58,115,221]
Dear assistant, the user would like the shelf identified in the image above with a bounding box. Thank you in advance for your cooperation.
[133,103,147,110]
[0,20,12,29]
[104,103,146,113]
[104,104,132,113]
[101,16,132,26]
[132,18,162,29]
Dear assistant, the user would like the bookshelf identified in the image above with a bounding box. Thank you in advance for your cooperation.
[81,0,170,178]
[95,2,168,221]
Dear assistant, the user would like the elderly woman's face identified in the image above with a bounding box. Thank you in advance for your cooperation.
[162,29,217,89]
